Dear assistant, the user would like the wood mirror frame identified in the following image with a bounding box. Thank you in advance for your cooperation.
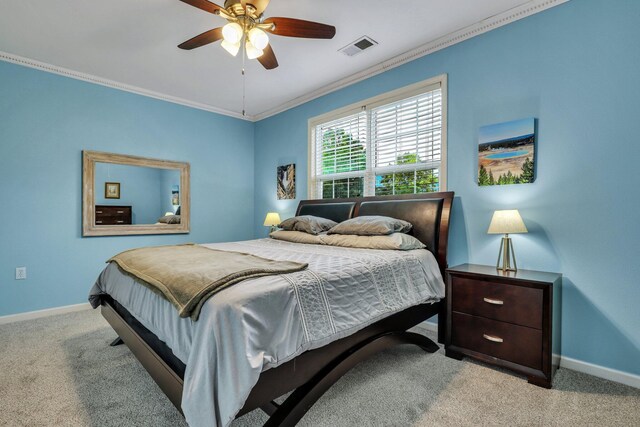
[82,150,190,237]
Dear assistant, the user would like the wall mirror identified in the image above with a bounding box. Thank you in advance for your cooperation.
[83,151,190,236]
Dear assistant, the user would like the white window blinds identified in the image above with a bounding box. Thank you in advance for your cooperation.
[310,77,445,199]
[371,88,442,195]
[313,110,367,199]
[372,90,442,173]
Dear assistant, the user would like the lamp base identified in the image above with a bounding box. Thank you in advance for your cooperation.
[496,235,518,272]
[269,225,277,233]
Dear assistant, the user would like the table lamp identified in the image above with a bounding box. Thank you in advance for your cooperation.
[263,212,281,233]
[487,209,528,272]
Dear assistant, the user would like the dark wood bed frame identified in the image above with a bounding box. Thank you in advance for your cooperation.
[100,191,454,426]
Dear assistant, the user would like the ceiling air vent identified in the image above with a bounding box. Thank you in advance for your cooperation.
[339,36,378,57]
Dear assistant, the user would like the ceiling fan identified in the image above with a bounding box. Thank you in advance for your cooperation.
[177,0,336,70]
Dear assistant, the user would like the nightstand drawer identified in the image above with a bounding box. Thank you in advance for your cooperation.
[451,312,542,370]
[451,277,543,329]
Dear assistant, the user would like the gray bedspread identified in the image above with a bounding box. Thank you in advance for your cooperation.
[89,238,445,427]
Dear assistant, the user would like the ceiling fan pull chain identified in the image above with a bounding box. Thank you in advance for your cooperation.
[242,38,246,117]
[242,66,246,116]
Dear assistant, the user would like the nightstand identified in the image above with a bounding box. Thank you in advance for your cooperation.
[445,264,561,388]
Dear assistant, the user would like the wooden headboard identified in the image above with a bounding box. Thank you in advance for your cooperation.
[296,192,454,274]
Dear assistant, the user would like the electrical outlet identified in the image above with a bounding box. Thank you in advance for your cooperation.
[15,267,27,280]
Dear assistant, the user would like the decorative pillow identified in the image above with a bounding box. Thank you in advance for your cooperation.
[158,215,181,224]
[327,215,412,236]
[269,230,325,245]
[279,215,338,235]
[320,233,425,250]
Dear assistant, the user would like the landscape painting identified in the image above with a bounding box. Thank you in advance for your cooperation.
[478,118,535,186]
[277,163,296,200]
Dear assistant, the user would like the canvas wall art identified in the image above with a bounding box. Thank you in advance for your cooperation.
[478,118,535,186]
[171,185,180,206]
[277,164,296,200]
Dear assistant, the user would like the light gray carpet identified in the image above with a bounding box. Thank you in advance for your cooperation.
[0,309,638,427]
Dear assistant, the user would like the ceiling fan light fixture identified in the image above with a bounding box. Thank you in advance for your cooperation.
[245,40,264,59]
[248,27,269,50]
[177,0,337,71]
[222,22,243,44]
[221,40,241,56]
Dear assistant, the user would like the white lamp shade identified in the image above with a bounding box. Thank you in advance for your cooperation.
[263,212,281,227]
[487,210,528,234]
[221,40,241,56]
[245,40,264,59]
[248,27,269,50]
[222,22,243,44]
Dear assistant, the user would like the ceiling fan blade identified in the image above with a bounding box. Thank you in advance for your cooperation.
[242,0,270,15]
[264,17,336,39]
[178,27,223,50]
[258,44,278,70]
[179,0,225,15]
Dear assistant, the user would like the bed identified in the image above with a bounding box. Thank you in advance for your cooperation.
[89,191,454,426]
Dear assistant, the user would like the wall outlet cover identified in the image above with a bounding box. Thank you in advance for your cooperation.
[15,267,27,280]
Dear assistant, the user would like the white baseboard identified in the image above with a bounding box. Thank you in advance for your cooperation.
[417,322,639,389]
[558,355,640,389]
[0,302,91,325]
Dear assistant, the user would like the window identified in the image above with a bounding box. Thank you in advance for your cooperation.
[309,75,446,199]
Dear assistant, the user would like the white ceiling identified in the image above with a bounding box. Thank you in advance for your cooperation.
[0,0,556,119]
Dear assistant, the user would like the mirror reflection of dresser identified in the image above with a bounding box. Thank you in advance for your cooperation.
[83,151,190,236]
[95,205,132,225]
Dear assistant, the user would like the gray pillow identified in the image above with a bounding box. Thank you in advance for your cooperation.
[158,215,181,224]
[270,230,325,245]
[279,215,337,235]
[327,215,412,236]
[321,233,425,250]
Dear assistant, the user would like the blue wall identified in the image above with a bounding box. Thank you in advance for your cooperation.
[253,0,640,375]
[0,60,255,316]
[94,163,166,224]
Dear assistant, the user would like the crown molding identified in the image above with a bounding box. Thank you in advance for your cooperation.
[1,0,568,122]
[252,0,570,121]
[0,51,251,121]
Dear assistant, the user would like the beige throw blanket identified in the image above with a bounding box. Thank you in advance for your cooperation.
[109,244,308,320]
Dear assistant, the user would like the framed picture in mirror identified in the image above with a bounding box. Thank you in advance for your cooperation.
[105,182,121,199]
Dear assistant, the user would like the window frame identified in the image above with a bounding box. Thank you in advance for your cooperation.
[308,74,448,199]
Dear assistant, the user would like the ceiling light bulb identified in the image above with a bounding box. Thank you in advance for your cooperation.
[222,22,243,44]
[245,40,264,59]
[248,27,269,50]
[221,40,241,56]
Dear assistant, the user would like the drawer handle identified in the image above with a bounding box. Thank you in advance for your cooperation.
[117,221,124,224]
[483,297,504,305]
[96,211,103,214]
[117,211,124,214]
[483,334,504,343]
[96,220,103,224]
